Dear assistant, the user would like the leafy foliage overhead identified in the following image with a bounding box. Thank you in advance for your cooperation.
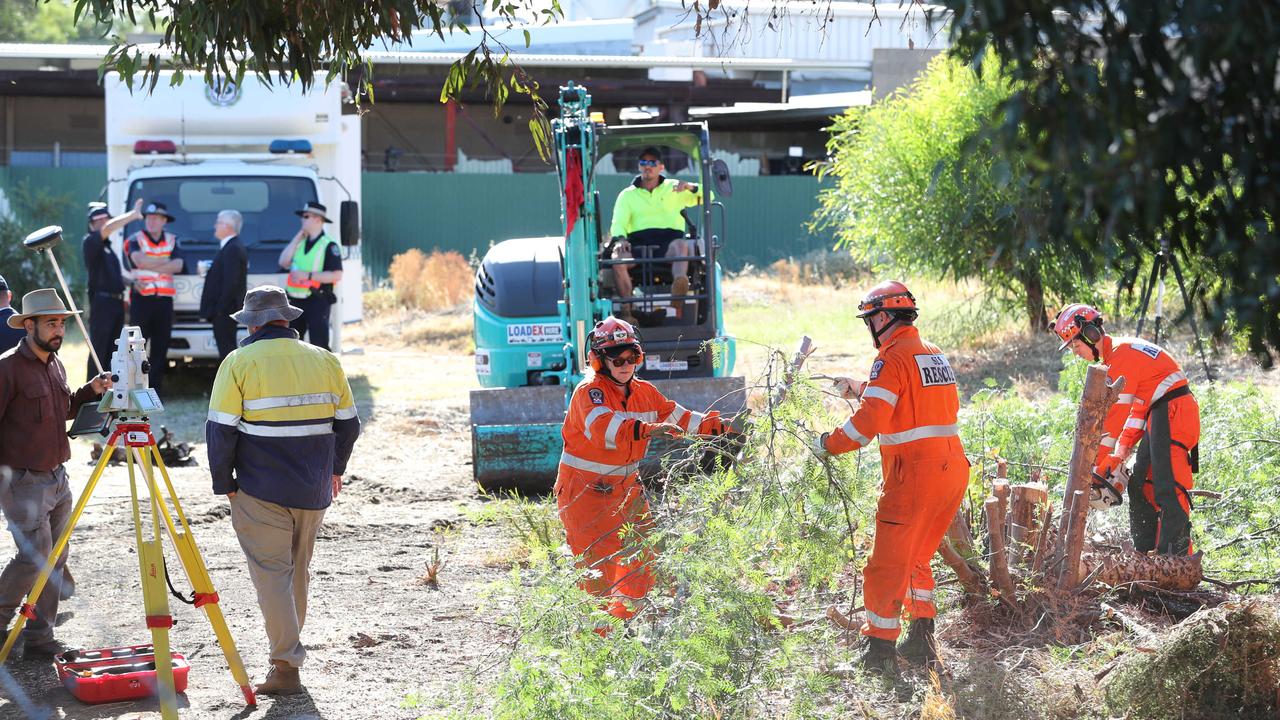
[73,0,561,156]
[813,56,1091,331]
[943,0,1280,363]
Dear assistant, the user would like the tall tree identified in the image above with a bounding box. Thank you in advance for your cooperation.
[814,56,1089,331]
[941,0,1280,363]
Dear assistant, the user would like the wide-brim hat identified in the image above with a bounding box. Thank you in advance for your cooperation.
[231,285,304,327]
[142,202,176,222]
[294,201,332,223]
[86,202,110,222]
[7,288,81,329]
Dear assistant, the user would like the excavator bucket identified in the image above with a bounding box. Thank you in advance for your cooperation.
[470,376,748,493]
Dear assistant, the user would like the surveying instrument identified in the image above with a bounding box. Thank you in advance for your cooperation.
[1127,235,1214,381]
[0,227,256,715]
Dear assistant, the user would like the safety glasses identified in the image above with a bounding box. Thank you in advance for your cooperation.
[606,353,642,368]
[638,159,659,168]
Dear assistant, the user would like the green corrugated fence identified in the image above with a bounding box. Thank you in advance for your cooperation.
[0,168,836,283]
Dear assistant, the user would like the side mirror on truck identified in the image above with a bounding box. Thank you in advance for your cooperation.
[340,200,360,246]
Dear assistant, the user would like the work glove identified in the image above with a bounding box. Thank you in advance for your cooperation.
[641,422,684,440]
[1095,449,1128,478]
[698,410,726,436]
[832,376,867,401]
[811,432,833,461]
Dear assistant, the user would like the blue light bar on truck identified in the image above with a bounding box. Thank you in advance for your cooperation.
[269,139,313,154]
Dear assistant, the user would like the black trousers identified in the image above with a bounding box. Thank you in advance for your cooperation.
[130,294,173,393]
[212,314,239,360]
[86,295,124,382]
[289,294,332,350]
[1127,401,1192,555]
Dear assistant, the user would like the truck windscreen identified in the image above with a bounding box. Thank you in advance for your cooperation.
[124,175,318,256]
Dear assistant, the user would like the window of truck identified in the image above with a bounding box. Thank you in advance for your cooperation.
[124,176,318,273]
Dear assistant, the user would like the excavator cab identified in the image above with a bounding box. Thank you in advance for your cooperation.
[468,84,743,491]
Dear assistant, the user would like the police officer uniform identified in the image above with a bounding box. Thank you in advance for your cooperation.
[81,203,126,381]
[123,202,184,393]
[285,201,343,350]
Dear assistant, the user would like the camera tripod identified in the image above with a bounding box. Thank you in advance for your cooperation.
[1128,236,1214,381]
[0,415,255,718]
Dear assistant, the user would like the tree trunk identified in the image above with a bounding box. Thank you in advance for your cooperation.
[1082,551,1204,593]
[1019,265,1049,332]
[1056,366,1125,589]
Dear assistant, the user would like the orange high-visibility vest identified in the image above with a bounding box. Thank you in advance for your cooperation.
[128,230,177,297]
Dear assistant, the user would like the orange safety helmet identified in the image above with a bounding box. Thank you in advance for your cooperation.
[586,316,644,373]
[856,280,918,318]
[1053,303,1104,352]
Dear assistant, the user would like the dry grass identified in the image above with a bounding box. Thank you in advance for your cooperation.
[389,248,474,311]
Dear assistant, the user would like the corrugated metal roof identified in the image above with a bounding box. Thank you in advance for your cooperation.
[0,42,868,72]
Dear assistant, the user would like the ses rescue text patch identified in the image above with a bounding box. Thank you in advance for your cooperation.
[913,353,956,387]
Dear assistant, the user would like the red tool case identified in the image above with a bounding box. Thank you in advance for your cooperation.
[54,644,190,704]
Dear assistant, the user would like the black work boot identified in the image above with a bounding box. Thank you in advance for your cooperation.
[898,617,940,670]
[861,636,899,677]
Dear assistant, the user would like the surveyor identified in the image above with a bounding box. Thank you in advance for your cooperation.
[1052,303,1200,556]
[607,147,700,323]
[123,201,184,393]
[277,201,343,350]
[206,285,360,694]
[813,281,968,675]
[556,316,728,625]
[82,199,143,381]
[0,288,111,660]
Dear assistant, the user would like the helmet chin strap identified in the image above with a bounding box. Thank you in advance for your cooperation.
[866,311,899,348]
[1081,336,1101,362]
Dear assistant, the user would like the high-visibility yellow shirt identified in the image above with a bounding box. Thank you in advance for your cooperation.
[608,176,702,238]
[206,324,360,509]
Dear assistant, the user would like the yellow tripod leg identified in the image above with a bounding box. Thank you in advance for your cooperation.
[138,444,256,707]
[0,438,118,663]
[129,444,180,720]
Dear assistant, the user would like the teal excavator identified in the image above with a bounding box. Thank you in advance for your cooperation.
[469,83,746,490]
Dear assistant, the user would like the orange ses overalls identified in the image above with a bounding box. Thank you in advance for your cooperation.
[823,325,969,641]
[1095,335,1200,555]
[555,373,723,620]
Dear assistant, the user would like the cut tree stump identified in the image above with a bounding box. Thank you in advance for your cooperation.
[1009,481,1049,566]
[985,496,1019,609]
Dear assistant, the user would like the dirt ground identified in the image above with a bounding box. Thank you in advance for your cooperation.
[0,314,507,720]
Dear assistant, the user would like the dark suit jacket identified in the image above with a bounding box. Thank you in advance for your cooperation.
[200,235,249,321]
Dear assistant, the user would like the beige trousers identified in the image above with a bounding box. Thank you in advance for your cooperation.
[230,491,326,668]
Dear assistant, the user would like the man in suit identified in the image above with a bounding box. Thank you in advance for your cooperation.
[200,210,249,360]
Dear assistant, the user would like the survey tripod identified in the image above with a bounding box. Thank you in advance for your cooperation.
[1128,236,1214,381]
[0,406,256,716]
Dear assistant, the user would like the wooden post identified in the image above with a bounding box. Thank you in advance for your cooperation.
[985,497,1018,603]
[1055,366,1124,589]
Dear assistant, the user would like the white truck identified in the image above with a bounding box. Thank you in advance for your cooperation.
[104,72,363,361]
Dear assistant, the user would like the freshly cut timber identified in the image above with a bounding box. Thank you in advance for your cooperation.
[1082,551,1204,593]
